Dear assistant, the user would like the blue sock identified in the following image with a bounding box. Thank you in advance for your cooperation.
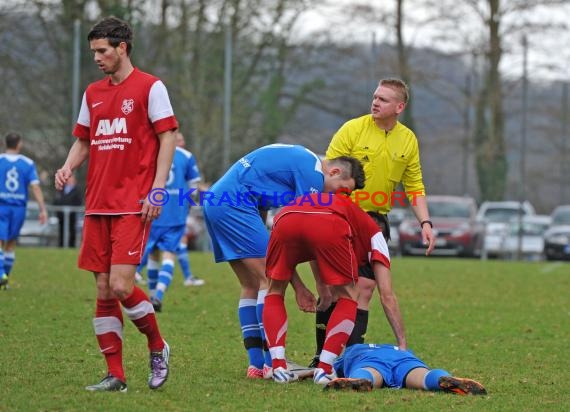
[0,249,5,276]
[256,289,272,366]
[4,251,14,275]
[424,369,451,391]
[147,258,159,295]
[176,243,192,280]
[155,259,174,302]
[351,368,376,384]
[239,298,264,368]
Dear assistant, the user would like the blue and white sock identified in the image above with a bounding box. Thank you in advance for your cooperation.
[256,289,272,366]
[176,243,192,280]
[154,259,175,302]
[0,248,5,276]
[147,258,160,295]
[424,369,451,391]
[239,298,264,369]
[3,251,14,275]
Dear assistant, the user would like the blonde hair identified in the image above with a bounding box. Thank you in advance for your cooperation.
[379,78,409,104]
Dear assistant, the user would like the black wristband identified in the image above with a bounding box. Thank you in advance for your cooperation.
[420,220,433,229]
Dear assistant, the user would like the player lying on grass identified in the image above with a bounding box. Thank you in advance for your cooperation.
[325,343,487,395]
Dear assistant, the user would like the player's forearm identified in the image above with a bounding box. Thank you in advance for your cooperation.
[290,270,307,292]
[380,293,407,349]
[411,195,430,223]
[153,130,176,188]
[62,139,90,172]
[30,184,47,213]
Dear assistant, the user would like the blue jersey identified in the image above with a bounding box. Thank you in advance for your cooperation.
[154,147,201,227]
[0,154,40,207]
[209,144,324,209]
[334,344,428,389]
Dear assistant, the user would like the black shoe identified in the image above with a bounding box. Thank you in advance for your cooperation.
[438,376,487,396]
[151,297,162,312]
[85,374,127,392]
[308,355,319,369]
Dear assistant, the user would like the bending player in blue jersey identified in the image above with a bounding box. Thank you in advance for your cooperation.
[137,131,202,311]
[325,343,487,396]
[0,133,48,289]
[203,143,364,379]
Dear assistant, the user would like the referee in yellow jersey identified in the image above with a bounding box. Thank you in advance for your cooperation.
[309,79,436,366]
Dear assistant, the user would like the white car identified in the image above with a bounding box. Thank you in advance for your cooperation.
[499,215,552,260]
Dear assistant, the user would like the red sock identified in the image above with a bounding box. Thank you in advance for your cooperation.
[318,297,357,373]
[121,286,164,352]
[94,298,125,382]
[262,294,287,370]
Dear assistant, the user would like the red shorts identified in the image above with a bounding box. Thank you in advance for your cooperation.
[266,212,358,286]
[78,214,151,273]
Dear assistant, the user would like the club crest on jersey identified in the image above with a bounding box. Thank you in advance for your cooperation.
[121,99,134,115]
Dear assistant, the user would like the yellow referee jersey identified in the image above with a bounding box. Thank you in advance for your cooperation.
[326,114,426,214]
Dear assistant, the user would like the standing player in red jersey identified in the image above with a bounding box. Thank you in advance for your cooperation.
[262,193,406,385]
[55,16,177,392]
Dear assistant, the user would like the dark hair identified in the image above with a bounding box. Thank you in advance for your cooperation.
[5,132,22,149]
[328,156,366,190]
[88,16,133,55]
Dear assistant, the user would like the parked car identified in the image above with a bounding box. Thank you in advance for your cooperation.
[387,208,406,256]
[499,215,552,260]
[398,195,482,257]
[544,205,570,261]
[18,201,59,246]
[477,201,536,258]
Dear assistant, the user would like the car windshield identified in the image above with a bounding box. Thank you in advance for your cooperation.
[552,209,570,225]
[508,222,549,236]
[483,208,522,222]
[428,201,471,218]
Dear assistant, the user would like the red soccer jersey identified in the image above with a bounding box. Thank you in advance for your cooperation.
[73,68,178,215]
[273,193,391,269]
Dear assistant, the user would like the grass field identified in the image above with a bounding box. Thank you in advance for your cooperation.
[1,248,569,411]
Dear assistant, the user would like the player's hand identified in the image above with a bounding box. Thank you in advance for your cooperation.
[294,286,317,313]
[38,210,47,225]
[422,225,436,256]
[54,167,72,191]
[315,282,334,311]
[141,195,162,223]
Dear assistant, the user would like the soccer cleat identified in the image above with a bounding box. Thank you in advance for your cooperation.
[438,376,487,396]
[246,365,263,379]
[148,341,170,389]
[263,364,273,379]
[313,367,337,385]
[0,274,8,290]
[184,277,205,286]
[323,378,373,392]
[272,367,299,383]
[308,355,319,369]
[150,297,162,312]
[85,374,127,392]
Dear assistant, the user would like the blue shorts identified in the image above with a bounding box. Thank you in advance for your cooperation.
[203,201,269,262]
[146,224,186,254]
[334,344,428,389]
[0,205,26,241]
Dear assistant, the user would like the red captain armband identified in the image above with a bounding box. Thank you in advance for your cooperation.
[420,220,433,229]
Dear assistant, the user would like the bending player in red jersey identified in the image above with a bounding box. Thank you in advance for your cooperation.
[262,191,406,385]
[55,16,177,392]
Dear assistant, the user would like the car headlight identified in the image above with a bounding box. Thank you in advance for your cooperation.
[546,235,569,245]
[399,222,417,236]
[451,223,470,237]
